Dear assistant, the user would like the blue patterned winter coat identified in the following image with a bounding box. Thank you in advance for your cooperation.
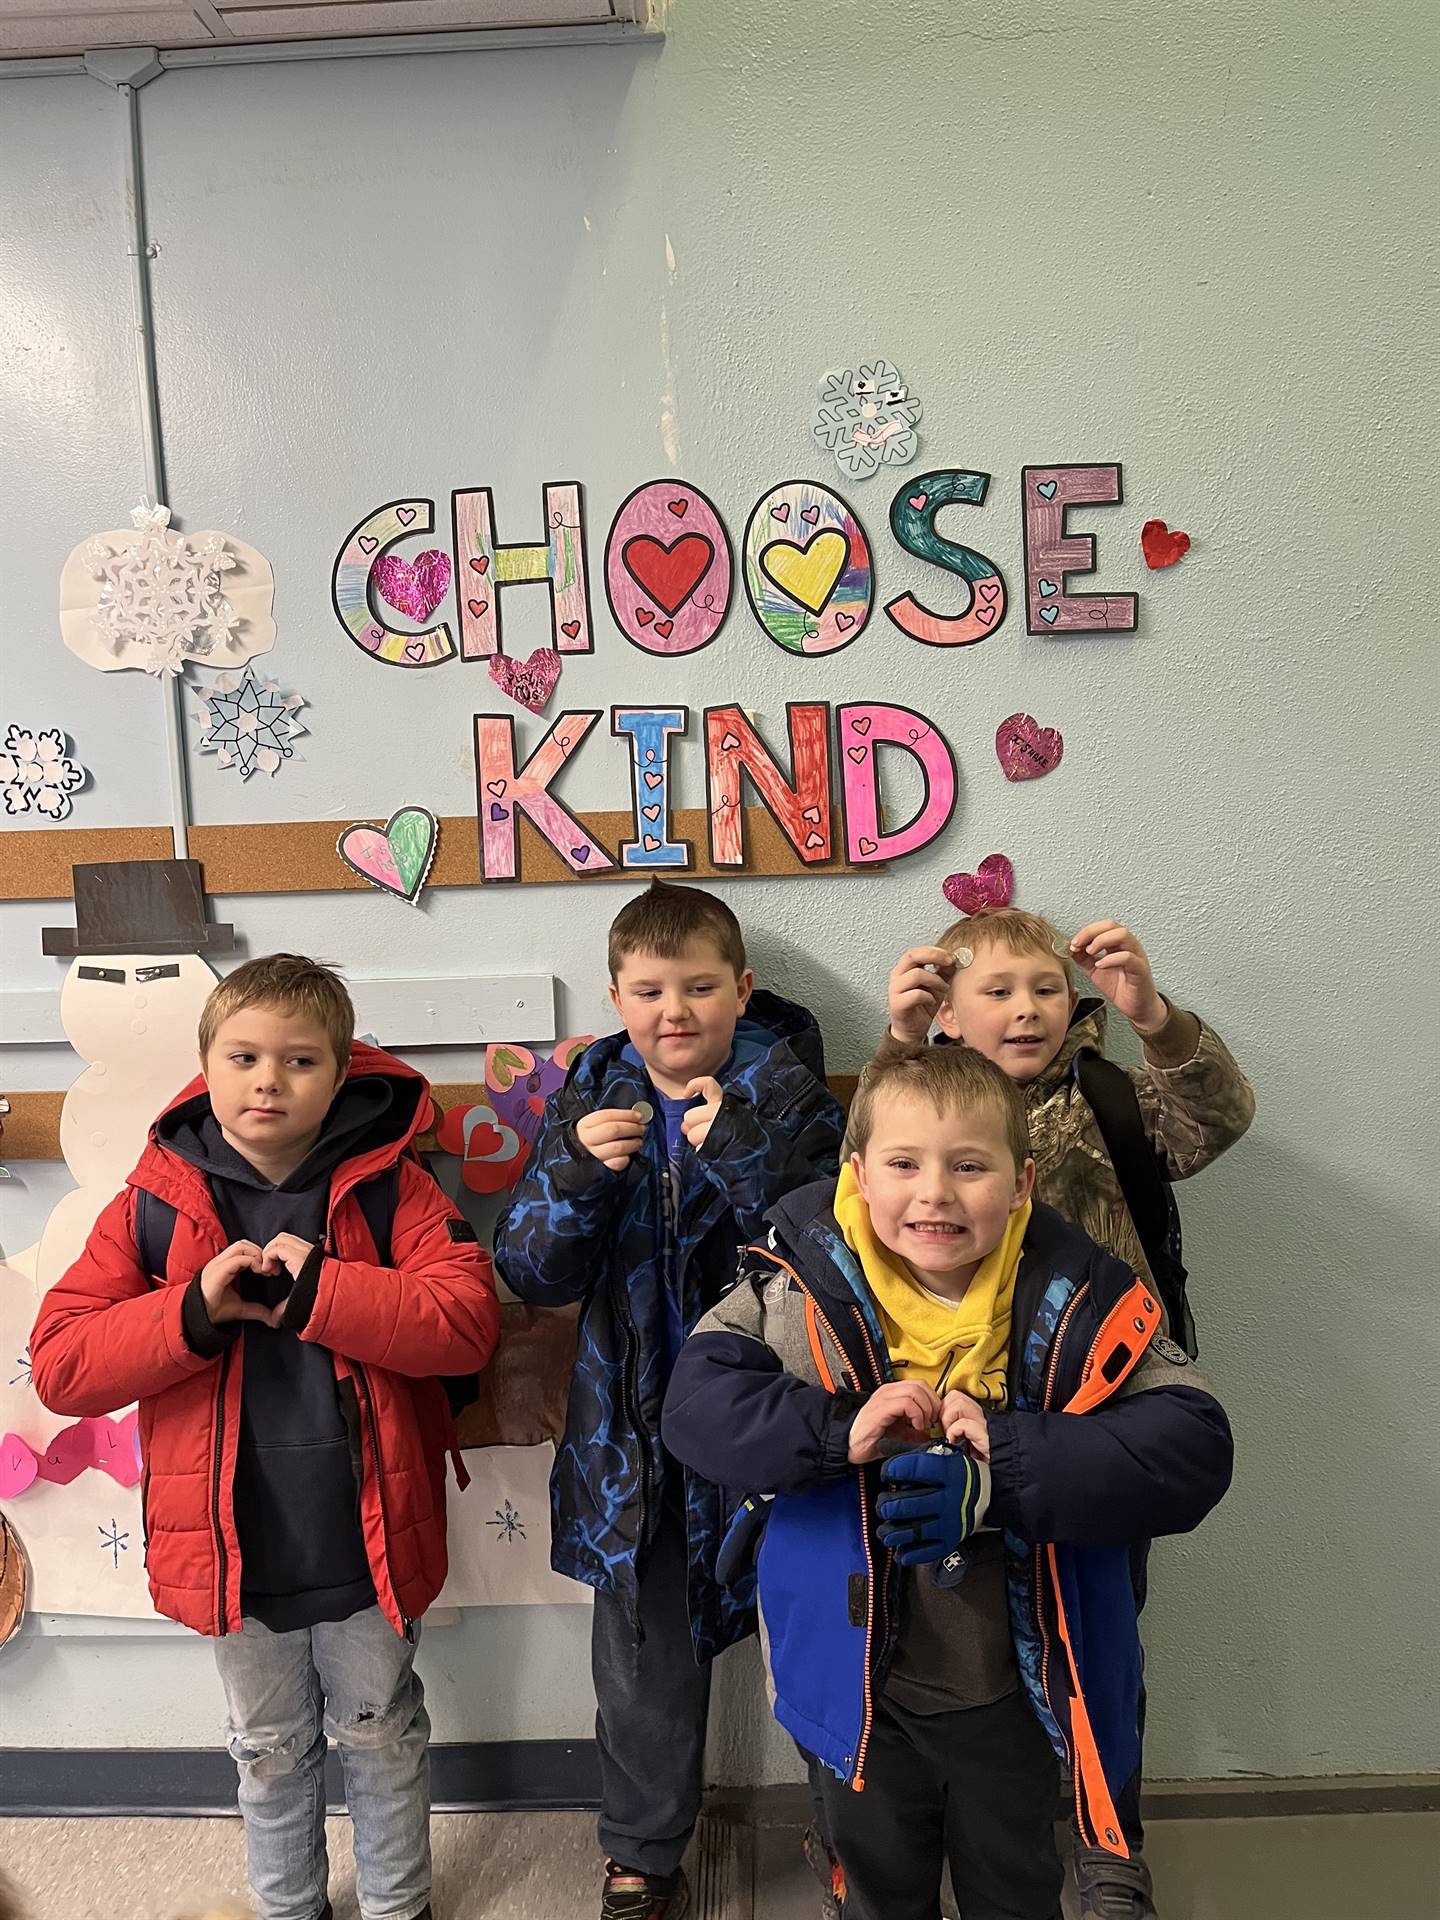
[492,991,845,1658]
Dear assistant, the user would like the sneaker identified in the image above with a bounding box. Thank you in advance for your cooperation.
[600,1860,690,1919]
[1072,1844,1157,1919]
[801,1823,844,1920]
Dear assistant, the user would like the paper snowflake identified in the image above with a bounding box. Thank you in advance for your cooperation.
[0,725,87,819]
[197,666,307,779]
[81,502,244,677]
[812,359,923,479]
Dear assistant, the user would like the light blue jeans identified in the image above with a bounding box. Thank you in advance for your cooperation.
[212,1607,431,1920]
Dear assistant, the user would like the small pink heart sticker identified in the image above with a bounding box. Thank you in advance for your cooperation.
[943,854,1015,915]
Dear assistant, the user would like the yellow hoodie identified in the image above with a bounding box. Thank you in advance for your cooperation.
[833,1163,1029,1409]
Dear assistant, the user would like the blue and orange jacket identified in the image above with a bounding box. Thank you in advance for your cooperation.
[493,992,845,1658]
[661,1180,1233,1857]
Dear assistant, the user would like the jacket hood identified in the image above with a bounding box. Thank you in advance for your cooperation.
[1025,997,1108,1106]
[134,1042,433,1215]
[558,986,828,1110]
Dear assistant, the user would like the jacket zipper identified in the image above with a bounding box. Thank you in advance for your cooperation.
[210,1344,233,1636]
[1035,1283,1091,1841]
[354,1360,413,1640]
[849,1303,895,1746]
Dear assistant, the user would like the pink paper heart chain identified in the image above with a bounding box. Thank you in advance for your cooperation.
[0,1412,141,1498]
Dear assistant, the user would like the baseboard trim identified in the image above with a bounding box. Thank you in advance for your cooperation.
[0,1740,602,1818]
[3,1746,1435,1821]
[706,1773,1440,1827]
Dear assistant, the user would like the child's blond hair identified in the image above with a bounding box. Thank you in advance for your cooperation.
[198,954,354,1065]
[935,907,1073,985]
[849,1043,1032,1167]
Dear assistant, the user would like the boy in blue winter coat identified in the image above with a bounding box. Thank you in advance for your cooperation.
[494,879,845,1920]
[662,1044,1232,1920]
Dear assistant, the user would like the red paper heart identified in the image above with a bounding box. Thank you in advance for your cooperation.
[488,648,562,714]
[942,854,1014,915]
[35,1420,95,1485]
[994,712,1065,782]
[621,534,714,616]
[373,549,452,621]
[1141,519,1191,569]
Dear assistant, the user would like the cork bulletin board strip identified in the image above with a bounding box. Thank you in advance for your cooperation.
[3,1076,862,1161]
[2,810,870,900]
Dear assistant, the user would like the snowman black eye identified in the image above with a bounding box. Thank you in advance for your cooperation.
[78,966,126,985]
[852,377,875,395]
[136,964,180,982]
[883,387,907,404]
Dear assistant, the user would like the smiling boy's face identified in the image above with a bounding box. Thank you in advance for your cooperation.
[608,937,754,1099]
[937,940,1077,1083]
[851,1087,1034,1296]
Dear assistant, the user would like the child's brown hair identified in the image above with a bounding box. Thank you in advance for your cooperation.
[198,954,354,1065]
[935,907,1074,984]
[849,1042,1031,1167]
[607,879,746,980]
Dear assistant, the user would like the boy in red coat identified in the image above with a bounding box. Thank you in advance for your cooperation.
[32,954,499,1920]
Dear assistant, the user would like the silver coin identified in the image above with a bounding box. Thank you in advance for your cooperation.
[632,1101,654,1123]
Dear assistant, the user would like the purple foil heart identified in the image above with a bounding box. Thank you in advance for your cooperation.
[488,647,563,714]
[942,854,1014,915]
[373,549,452,622]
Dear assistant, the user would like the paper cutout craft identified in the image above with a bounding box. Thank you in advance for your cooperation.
[1022,466,1137,634]
[995,713,1064,782]
[1141,519,1191,569]
[453,483,594,659]
[0,1413,142,1496]
[705,705,833,867]
[886,472,1008,645]
[434,1033,595,1192]
[812,360,922,479]
[453,1304,575,1449]
[488,648,563,714]
[333,499,455,668]
[337,809,439,905]
[943,854,1015,915]
[196,667,307,779]
[473,711,615,881]
[742,483,873,655]
[432,1444,591,1607]
[373,548,453,622]
[0,1512,25,1649]
[605,481,733,655]
[1,726,86,819]
[613,709,690,868]
[837,704,956,866]
[61,503,276,677]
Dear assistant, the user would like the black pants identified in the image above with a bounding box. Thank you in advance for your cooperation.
[590,1496,712,1877]
[816,1689,1064,1920]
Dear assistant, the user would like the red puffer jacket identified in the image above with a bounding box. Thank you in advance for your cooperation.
[30,1044,499,1638]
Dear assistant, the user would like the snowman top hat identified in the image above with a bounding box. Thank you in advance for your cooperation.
[42,859,235,958]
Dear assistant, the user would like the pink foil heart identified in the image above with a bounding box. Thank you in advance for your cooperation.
[942,854,1015,915]
[488,647,562,714]
[373,549,452,622]
[995,712,1064,782]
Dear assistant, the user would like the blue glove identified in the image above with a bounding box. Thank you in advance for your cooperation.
[877,1445,986,1566]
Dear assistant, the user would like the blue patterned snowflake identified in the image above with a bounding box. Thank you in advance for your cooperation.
[98,1519,130,1568]
[485,1500,526,1544]
[197,665,307,779]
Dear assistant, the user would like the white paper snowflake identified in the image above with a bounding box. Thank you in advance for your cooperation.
[82,502,244,677]
[0,725,87,819]
[197,666,308,779]
[812,359,923,479]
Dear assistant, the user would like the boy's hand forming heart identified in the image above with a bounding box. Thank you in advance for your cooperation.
[887,946,956,1045]
[1069,920,1168,1036]
[200,1242,288,1328]
[263,1233,316,1283]
[680,1077,725,1152]
[939,1389,991,1459]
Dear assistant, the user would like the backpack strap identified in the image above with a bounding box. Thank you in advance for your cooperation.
[1072,1050,1196,1357]
[133,1186,179,1284]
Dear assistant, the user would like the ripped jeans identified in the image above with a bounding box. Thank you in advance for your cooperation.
[212,1608,431,1920]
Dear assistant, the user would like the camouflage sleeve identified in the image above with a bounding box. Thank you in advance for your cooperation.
[1128,1009,1256,1181]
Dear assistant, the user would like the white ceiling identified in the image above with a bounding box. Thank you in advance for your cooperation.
[0,0,648,59]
